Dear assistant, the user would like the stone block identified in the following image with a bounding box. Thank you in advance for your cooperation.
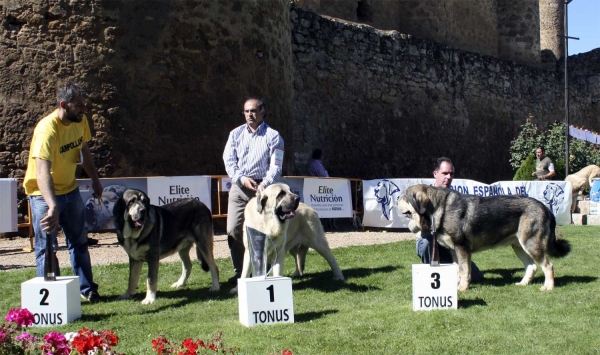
[571,213,586,225]
[586,214,600,226]
[578,200,590,215]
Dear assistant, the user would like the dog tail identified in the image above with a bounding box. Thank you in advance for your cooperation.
[548,215,571,258]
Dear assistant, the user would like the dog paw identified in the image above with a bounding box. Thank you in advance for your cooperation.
[229,286,238,295]
[540,285,554,291]
[333,276,345,282]
[291,271,302,277]
[209,285,220,292]
[141,297,156,305]
[116,293,132,300]
[457,283,469,291]
[171,281,185,288]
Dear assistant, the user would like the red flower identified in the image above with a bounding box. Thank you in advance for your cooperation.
[282,350,294,355]
[181,338,198,352]
[152,336,171,355]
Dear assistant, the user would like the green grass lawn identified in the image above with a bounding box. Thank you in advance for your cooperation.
[1,225,599,354]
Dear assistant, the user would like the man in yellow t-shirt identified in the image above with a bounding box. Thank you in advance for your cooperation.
[24,82,104,302]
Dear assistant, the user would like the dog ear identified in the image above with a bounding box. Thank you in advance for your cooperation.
[407,189,429,215]
[256,190,268,213]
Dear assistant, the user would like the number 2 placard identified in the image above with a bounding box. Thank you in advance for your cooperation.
[412,264,458,311]
[21,276,81,326]
[238,277,294,327]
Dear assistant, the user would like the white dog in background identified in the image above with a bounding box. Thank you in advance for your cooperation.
[565,165,600,212]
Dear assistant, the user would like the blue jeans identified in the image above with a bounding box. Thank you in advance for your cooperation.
[29,188,98,295]
[416,233,484,283]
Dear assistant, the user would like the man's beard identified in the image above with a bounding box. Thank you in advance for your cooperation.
[65,107,83,123]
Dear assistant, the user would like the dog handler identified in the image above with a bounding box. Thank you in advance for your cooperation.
[223,97,284,285]
[531,146,556,180]
[409,157,484,283]
[24,82,104,302]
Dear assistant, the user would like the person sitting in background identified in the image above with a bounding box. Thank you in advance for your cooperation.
[306,149,329,177]
[306,148,337,229]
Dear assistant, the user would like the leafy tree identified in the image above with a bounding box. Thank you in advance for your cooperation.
[509,116,543,170]
[510,117,600,179]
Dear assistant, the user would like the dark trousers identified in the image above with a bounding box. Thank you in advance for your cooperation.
[226,183,257,274]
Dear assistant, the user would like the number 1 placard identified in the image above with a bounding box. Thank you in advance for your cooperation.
[412,264,458,311]
[238,276,294,327]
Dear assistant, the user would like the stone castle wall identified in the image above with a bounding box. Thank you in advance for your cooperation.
[290,6,599,182]
[0,1,599,219]
[294,0,566,67]
[1,0,294,180]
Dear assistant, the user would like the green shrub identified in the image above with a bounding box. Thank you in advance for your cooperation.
[513,154,537,181]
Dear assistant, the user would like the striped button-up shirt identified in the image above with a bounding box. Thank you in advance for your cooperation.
[223,122,284,187]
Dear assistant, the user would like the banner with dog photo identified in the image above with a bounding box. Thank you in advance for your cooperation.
[78,178,148,232]
[363,178,573,228]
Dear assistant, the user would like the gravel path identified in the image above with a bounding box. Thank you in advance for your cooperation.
[0,229,415,272]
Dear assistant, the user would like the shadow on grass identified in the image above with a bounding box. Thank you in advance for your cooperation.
[292,265,399,293]
[482,268,597,288]
[458,298,488,308]
[294,309,339,323]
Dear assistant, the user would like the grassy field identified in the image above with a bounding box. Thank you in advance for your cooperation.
[1,225,599,354]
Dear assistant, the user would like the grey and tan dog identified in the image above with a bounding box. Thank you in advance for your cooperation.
[398,184,570,291]
[113,189,220,304]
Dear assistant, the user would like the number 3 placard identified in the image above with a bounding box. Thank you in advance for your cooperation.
[238,277,294,327]
[412,264,458,311]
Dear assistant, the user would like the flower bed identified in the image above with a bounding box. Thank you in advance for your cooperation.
[1,308,293,355]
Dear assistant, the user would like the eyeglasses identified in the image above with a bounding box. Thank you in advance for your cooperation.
[69,102,87,109]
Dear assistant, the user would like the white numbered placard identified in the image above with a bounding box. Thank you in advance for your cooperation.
[238,276,294,327]
[21,276,81,326]
[412,264,458,311]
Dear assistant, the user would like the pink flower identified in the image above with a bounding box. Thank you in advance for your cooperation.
[42,331,71,355]
[4,308,35,326]
[15,331,37,342]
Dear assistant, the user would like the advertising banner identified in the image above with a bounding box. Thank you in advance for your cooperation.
[363,178,573,228]
[0,178,18,232]
[302,178,352,218]
[147,176,211,210]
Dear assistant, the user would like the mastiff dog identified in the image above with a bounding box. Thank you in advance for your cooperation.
[113,189,220,304]
[398,184,570,291]
[231,183,345,293]
[286,202,345,281]
[565,165,600,212]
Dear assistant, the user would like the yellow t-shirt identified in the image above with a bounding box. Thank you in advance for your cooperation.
[24,109,91,196]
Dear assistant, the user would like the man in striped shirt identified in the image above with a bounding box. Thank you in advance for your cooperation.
[223,98,284,285]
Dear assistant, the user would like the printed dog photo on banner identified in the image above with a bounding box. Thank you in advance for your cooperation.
[363,178,573,228]
[78,178,149,232]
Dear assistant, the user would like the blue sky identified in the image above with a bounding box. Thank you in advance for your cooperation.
[567,0,600,55]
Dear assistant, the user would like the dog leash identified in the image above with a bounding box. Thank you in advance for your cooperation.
[430,216,439,266]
